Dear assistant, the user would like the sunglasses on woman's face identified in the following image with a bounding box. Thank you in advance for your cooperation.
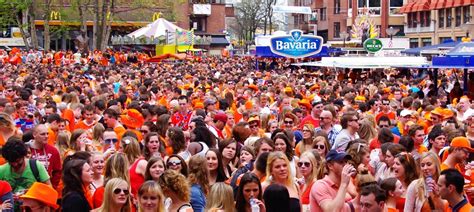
[297,161,311,168]
[113,188,130,195]
[314,144,325,149]
[167,160,181,166]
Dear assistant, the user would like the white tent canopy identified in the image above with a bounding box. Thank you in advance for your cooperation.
[127,18,184,38]
[293,56,429,69]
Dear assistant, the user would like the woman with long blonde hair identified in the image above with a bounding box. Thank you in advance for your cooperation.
[295,124,315,157]
[298,151,324,210]
[205,182,234,212]
[121,136,147,198]
[137,181,165,212]
[188,155,209,212]
[404,151,445,211]
[158,170,192,212]
[262,152,300,212]
[94,178,131,212]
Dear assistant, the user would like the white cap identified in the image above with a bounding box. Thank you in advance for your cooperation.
[400,109,413,117]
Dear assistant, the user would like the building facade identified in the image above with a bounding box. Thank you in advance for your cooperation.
[31,0,233,51]
[400,0,473,47]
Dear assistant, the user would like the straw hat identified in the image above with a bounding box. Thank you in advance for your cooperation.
[120,109,145,129]
[20,182,59,209]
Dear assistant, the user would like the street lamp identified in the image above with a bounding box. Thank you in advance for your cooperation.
[386,27,399,47]
[340,31,349,47]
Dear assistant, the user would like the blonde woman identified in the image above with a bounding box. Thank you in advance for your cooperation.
[121,136,147,198]
[56,131,70,160]
[158,170,192,212]
[94,178,132,212]
[205,182,234,212]
[92,153,130,209]
[295,124,315,157]
[138,181,165,212]
[90,152,105,195]
[262,152,300,212]
[298,151,324,210]
[404,152,446,211]
[92,123,105,151]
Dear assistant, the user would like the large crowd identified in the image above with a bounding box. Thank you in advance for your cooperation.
[0,48,474,212]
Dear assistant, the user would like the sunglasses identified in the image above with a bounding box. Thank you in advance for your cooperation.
[249,124,259,129]
[20,205,34,212]
[113,188,130,195]
[140,130,150,134]
[284,120,293,124]
[314,144,325,149]
[297,161,311,167]
[105,138,118,144]
[378,125,389,128]
[167,161,181,166]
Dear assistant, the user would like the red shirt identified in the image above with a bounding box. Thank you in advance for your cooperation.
[129,157,145,197]
[29,144,62,189]
[171,111,192,130]
[299,115,320,129]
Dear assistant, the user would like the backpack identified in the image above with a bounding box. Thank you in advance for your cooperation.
[29,159,41,182]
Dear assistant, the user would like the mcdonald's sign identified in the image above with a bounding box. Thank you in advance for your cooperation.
[152,12,161,21]
[50,11,61,20]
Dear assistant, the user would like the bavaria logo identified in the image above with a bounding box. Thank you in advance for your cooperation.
[270,30,324,58]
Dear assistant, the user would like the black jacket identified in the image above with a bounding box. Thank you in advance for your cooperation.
[61,191,91,212]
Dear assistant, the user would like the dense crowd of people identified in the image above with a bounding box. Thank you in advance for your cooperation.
[0,49,474,212]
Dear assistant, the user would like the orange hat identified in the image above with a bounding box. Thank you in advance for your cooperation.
[298,99,312,110]
[120,109,145,129]
[248,84,259,91]
[430,107,444,117]
[355,95,366,102]
[284,86,293,93]
[441,108,454,119]
[309,84,320,92]
[450,137,474,151]
[245,100,253,110]
[184,74,193,79]
[20,182,59,209]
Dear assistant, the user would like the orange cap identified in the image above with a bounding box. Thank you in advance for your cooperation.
[20,182,59,209]
[450,137,474,151]
[120,109,144,129]
[248,84,259,91]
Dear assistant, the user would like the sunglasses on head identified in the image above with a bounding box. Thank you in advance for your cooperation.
[297,161,311,168]
[113,188,129,195]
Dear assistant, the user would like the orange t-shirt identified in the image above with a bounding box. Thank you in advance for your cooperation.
[0,134,5,165]
[47,128,58,146]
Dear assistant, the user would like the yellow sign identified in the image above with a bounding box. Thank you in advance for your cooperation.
[50,11,61,20]
[152,12,161,21]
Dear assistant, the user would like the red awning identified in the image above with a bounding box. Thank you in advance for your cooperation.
[445,0,455,7]
[435,0,446,8]
[430,0,440,9]
[413,0,431,11]
[400,2,415,13]
[463,0,474,5]
[454,0,464,6]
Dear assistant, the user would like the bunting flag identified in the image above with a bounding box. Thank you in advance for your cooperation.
[176,29,194,45]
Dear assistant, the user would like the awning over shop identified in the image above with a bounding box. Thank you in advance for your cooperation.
[211,37,230,46]
[454,0,464,6]
[412,0,431,11]
[401,41,461,55]
[400,1,416,13]
[435,0,446,8]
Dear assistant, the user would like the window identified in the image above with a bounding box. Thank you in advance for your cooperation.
[456,7,461,27]
[334,22,341,38]
[420,11,431,27]
[422,38,432,46]
[446,9,452,27]
[439,9,444,28]
[320,8,327,21]
[410,38,419,48]
[358,0,381,15]
[439,37,451,43]
[334,0,341,14]
[463,6,470,23]
[390,0,403,14]
[420,12,426,27]
[408,13,417,28]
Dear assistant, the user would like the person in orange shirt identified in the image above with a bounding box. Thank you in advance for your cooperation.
[438,169,473,212]
[103,108,126,140]
[376,98,396,123]
[46,113,61,146]
[408,124,428,154]
[440,137,473,172]
[75,105,97,131]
